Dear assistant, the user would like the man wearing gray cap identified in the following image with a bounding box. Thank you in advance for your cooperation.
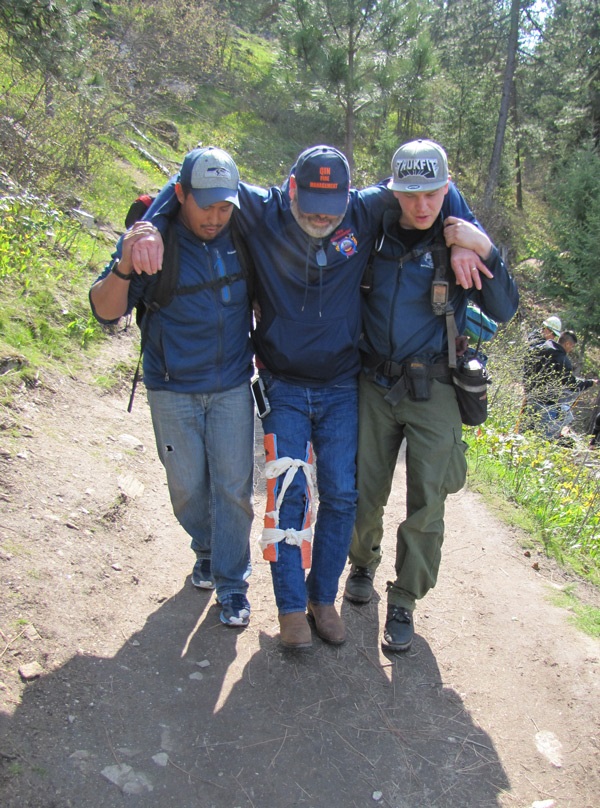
[89,147,254,628]
[344,139,519,653]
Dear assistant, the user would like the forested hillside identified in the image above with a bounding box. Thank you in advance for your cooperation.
[1,0,599,348]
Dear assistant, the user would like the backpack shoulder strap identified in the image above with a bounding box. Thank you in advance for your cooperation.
[229,210,255,300]
[360,230,385,295]
[428,221,462,367]
[361,219,446,296]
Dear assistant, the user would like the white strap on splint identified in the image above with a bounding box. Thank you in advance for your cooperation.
[259,456,315,551]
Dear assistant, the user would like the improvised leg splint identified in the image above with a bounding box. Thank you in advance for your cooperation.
[259,432,315,569]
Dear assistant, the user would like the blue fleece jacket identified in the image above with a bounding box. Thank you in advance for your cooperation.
[91,220,253,394]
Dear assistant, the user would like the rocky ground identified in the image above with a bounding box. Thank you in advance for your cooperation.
[0,326,598,808]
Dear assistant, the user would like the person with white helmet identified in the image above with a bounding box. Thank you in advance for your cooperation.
[528,314,562,347]
[523,329,598,439]
[542,315,562,340]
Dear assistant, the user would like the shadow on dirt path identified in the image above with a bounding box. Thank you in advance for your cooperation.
[1,328,598,807]
[0,577,509,807]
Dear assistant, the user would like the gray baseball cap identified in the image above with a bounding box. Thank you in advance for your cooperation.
[388,139,449,192]
[179,147,240,208]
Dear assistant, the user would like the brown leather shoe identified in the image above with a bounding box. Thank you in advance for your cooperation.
[279,611,312,649]
[307,602,346,645]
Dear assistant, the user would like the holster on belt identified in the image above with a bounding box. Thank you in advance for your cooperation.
[383,366,408,406]
[381,358,451,406]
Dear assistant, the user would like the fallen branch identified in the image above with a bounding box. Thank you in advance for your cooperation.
[128,141,170,176]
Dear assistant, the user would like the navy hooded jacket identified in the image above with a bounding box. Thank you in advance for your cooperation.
[361,209,519,368]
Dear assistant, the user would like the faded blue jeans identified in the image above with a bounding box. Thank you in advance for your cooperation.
[147,383,254,600]
[259,372,359,614]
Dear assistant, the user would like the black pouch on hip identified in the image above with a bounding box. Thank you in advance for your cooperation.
[405,357,432,402]
[452,351,491,426]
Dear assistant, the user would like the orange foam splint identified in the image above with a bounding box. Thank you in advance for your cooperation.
[263,432,279,563]
[261,432,314,568]
[300,443,314,569]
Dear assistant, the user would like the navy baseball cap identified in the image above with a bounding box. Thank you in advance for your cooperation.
[178,147,240,208]
[293,145,350,216]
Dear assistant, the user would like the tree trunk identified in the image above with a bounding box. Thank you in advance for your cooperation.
[512,80,523,210]
[483,0,521,210]
[344,24,356,170]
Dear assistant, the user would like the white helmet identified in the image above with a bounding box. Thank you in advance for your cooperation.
[542,315,562,337]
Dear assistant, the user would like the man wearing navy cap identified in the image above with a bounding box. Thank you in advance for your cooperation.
[130,143,488,649]
[90,147,254,629]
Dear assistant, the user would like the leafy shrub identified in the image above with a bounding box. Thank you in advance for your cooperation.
[0,192,103,381]
[466,321,600,581]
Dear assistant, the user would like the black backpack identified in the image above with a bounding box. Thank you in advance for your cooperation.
[124,194,255,411]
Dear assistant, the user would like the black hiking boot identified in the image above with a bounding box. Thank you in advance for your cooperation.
[382,604,414,652]
[343,565,374,603]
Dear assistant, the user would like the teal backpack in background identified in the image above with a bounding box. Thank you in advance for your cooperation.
[465,302,498,343]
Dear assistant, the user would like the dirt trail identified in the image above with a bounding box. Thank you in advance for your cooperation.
[0,327,598,808]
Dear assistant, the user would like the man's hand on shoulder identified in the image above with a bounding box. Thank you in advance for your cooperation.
[449,246,493,290]
[445,217,494,290]
[126,222,165,275]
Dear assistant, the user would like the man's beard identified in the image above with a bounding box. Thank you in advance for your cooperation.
[290,196,344,239]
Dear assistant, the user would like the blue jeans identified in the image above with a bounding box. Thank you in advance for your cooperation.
[259,372,358,613]
[530,401,574,439]
[147,384,254,600]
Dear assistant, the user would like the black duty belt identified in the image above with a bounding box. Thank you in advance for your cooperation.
[370,357,451,406]
[380,358,449,380]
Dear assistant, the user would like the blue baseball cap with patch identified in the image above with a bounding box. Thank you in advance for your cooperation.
[179,147,240,208]
[293,145,351,216]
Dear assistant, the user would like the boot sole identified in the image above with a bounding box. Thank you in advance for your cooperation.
[381,638,412,653]
[343,589,373,604]
[280,638,313,649]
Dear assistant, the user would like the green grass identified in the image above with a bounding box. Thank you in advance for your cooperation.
[549,585,600,638]
[463,322,600,639]
[82,139,173,230]
[0,193,106,391]
[94,359,138,394]
[467,423,600,583]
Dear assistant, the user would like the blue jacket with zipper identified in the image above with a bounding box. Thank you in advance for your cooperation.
[361,209,519,369]
[90,220,253,394]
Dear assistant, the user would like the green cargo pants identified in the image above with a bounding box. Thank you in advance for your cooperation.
[349,372,468,611]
